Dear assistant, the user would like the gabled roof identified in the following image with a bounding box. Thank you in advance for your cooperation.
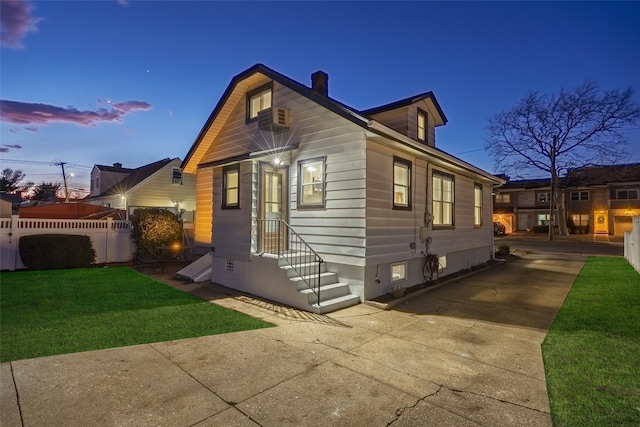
[495,163,640,191]
[181,64,499,183]
[361,91,448,125]
[181,64,369,172]
[0,192,22,204]
[496,178,551,190]
[565,163,640,187]
[85,158,175,199]
[95,164,134,173]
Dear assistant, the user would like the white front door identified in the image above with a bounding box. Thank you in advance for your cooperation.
[260,165,287,253]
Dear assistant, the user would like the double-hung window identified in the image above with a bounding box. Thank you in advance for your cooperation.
[417,110,427,142]
[393,157,411,210]
[222,165,240,209]
[538,192,551,203]
[616,189,639,200]
[473,183,482,227]
[298,158,325,207]
[570,191,589,201]
[246,83,272,121]
[495,193,510,203]
[171,167,183,185]
[433,172,454,227]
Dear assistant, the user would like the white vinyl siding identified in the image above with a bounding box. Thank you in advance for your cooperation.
[212,162,252,260]
[124,159,196,214]
[194,167,213,246]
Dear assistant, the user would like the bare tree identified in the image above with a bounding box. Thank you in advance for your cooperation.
[31,182,61,202]
[0,168,33,193]
[486,80,640,239]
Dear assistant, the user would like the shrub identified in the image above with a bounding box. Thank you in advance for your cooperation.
[130,208,182,259]
[496,244,510,258]
[19,234,96,270]
[532,225,549,234]
[388,285,406,298]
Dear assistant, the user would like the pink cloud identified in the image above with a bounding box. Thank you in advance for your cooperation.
[0,99,152,128]
[1,0,41,49]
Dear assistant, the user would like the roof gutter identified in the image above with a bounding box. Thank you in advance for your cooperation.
[366,120,505,184]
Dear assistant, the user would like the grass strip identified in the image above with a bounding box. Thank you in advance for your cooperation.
[1,267,274,362]
[542,257,640,426]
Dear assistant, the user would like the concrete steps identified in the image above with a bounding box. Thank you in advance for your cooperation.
[281,259,359,314]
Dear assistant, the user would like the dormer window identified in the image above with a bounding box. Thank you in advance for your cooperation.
[171,167,183,185]
[247,83,272,121]
[417,109,427,142]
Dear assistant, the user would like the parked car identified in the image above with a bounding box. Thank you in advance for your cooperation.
[493,222,506,236]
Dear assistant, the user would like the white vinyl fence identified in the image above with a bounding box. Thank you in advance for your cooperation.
[624,215,640,274]
[0,215,134,271]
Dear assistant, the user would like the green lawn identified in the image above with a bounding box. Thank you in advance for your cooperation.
[542,257,640,426]
[0,267,274,362]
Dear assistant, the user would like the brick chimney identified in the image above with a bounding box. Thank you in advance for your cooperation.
[311,70,328,97]
[113,162,122,170]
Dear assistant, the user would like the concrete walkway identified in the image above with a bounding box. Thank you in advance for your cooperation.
[1,252,586,426]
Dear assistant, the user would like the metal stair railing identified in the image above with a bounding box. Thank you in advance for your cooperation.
[257,219,324,306]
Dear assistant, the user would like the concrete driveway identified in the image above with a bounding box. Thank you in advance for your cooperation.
[1,252,586,426]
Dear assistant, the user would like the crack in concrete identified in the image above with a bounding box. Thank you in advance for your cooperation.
[436,384,550,416]
[386,385,444,426]
[9,362,25,427]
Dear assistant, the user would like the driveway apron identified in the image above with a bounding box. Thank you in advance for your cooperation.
[1,252,586,426]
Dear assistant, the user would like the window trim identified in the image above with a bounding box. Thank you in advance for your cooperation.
[495,192,510,204]
[473,183,483,228]
[537,192,551,204]
[570,191,589,201]
[616,189,639,200]
[171,167,183,185]
[417,109,427,142]
[393,156,412,210]
[432,171,455,229]
[297,157,326,209]
[222,165,240,209]
[246,82,273,122]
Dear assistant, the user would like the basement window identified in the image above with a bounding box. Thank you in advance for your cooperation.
[391,262,407,282]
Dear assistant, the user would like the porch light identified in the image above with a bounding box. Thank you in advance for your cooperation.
[273,158,282,166]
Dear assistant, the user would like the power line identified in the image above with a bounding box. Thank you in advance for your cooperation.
[1,158,92,169]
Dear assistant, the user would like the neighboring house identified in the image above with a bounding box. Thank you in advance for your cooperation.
[19,202,126,220]
[493,163,640,236]
[0,192,22,216]
[181,63,503,313]
[85,158,196,220]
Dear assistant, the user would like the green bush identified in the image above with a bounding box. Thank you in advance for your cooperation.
[532,225,549,234]
[130,208,182,259]
[19,234,96,270]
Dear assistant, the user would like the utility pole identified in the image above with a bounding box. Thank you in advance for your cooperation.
[53,161,70,202]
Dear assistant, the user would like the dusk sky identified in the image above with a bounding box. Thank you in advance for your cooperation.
[1,0,639,197]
